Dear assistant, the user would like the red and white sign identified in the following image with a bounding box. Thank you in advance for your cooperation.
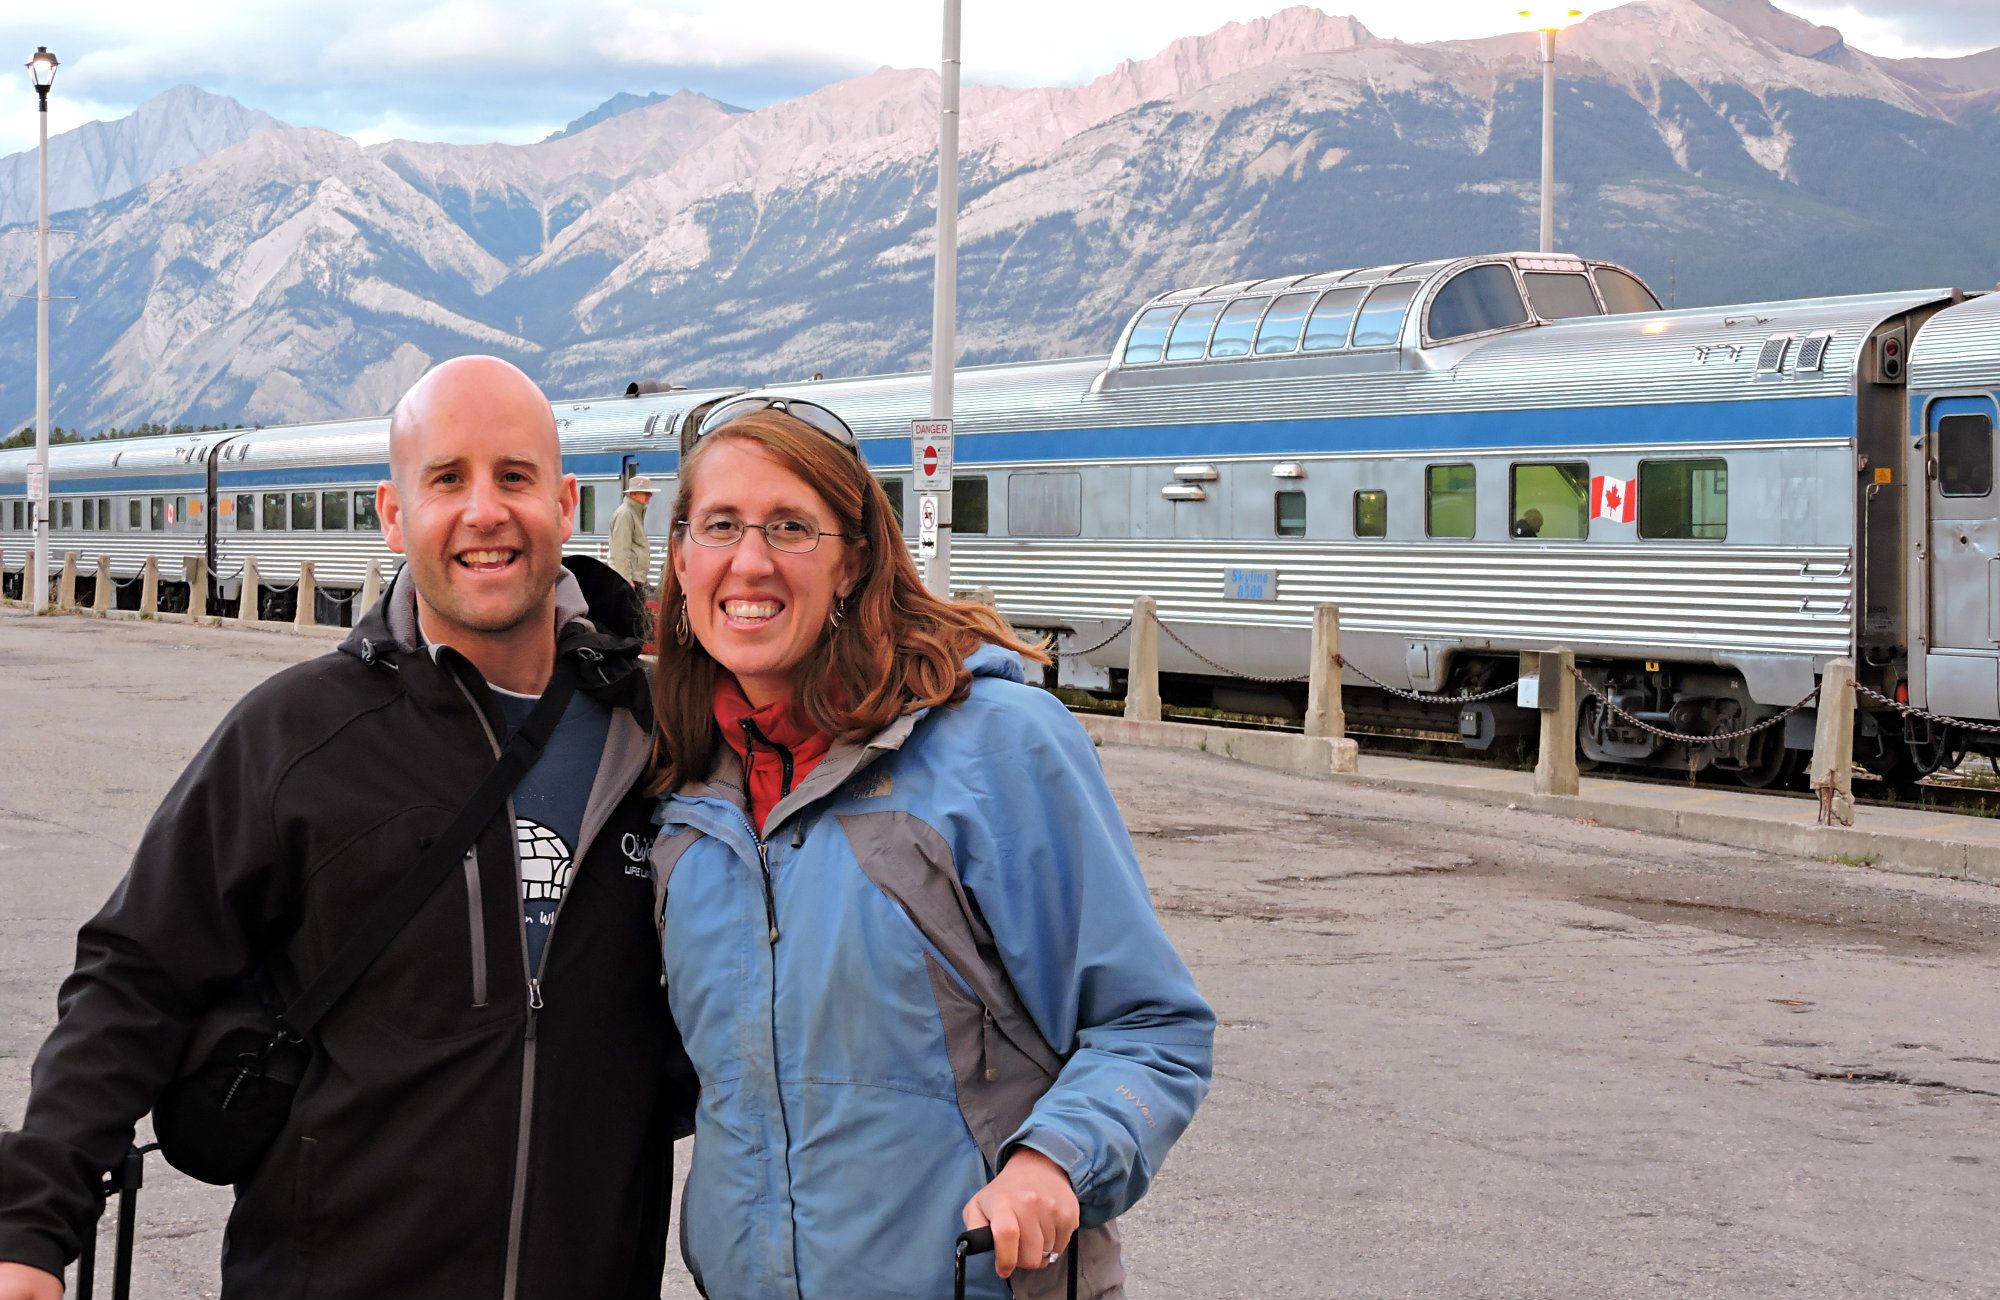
[1590,475,1636,524]
[910,418,953,492]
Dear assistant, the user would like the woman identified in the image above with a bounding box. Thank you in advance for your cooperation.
[648,396,1214,1300]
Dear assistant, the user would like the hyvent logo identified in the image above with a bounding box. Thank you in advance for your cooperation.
[846,771,894,801]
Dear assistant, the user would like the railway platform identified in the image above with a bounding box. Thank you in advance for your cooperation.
[4,607,1999,1298]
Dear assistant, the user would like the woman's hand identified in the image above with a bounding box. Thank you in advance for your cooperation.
[960,1147,1080,1279]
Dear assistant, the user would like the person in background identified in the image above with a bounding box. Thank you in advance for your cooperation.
[647,395,1214,1300]
[1512,507,1545,539]
[610,475,656,594]
[0,357,693,1300]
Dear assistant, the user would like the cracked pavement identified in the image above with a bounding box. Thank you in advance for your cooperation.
[3,609,1997,1297]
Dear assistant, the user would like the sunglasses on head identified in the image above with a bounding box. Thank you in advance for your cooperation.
[695,395,858,451]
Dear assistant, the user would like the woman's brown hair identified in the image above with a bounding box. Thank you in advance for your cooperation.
[648,408,1048,794]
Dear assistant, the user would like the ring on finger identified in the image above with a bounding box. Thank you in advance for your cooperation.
[1042,1250,1061,1266]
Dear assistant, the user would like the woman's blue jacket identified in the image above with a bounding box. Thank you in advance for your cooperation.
[650,645,1214,1300]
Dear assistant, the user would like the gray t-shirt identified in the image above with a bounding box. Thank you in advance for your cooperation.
[492,686,614,975]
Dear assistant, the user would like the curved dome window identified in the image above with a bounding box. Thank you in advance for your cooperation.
[1255,292,1318,355]
[1121,305,1182,365]
[1428,264,1531,342]
[1165,301,1226,361]
[1303,287,1367,351]
[1207,297,1271,358]
[1351,281,1422,349]
[1523,272,1602,320]
[1594,267,1662,314]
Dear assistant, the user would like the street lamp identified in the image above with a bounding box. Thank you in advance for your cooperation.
[26,45,56,614]
[1518,8,1580,254]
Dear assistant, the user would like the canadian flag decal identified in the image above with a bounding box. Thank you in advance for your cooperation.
[1590,475,1636,524]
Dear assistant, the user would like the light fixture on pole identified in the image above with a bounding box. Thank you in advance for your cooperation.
[1517,8,1580,254]
[26,44,57,615]
[919,0,960,597]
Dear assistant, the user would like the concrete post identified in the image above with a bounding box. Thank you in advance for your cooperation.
[92,555,111,612]
[359,559,382,618]
[1303,604,1346,740]
[183,555,208,618]
[238,557,261,624]
[1533,648,1580,797]
[56,551,76,609]
[138,556,160,618]
[1124,595,1162,723]
[294,561,318,628]
[970,586,995,607]
[1810,658,1857,827]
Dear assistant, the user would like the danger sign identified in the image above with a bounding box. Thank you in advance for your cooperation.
[910,418,953,492]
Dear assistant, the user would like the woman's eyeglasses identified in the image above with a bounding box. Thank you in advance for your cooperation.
[675,514,857,555]
[696,395,858,450]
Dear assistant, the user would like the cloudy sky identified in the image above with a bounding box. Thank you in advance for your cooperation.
[0,0,1990,157]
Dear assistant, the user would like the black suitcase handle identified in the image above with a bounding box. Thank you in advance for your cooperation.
[77,1143,155,1300]
[954,1225,1080,1300]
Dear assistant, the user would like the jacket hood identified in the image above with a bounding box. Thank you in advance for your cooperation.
[964,641,1026,686]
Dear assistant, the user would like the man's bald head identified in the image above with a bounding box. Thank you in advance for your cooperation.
[389,355,558,492]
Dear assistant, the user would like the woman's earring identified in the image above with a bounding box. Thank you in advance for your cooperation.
[828,596,846,633]
[674,600,691,646]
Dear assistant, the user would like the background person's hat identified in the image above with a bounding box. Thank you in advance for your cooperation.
[624,475,657,496]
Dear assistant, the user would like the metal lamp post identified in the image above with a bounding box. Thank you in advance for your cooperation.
[1517,9,1580,254]
[26,44,56,614]
[920,0,960,597]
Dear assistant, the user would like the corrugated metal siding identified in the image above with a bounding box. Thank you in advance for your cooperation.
[1910,293,2000,390]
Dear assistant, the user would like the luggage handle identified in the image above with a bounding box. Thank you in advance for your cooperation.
[78,1143,155,1300]
[953,1225,1080,1300]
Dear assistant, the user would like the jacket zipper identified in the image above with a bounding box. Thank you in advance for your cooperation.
[449,668,546,1300]
[737,720,789,944]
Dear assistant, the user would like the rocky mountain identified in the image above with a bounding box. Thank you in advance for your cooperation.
[0,85,280,227]
[2,0,1997,434]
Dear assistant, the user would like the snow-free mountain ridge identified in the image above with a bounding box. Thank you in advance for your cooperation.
[1,0,1996,434]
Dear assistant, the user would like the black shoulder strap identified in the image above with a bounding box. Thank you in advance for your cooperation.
[278,661,579,1038]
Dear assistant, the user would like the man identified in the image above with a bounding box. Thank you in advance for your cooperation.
[608,475,655,593]
[0,357,692,1299]
[1512,507,1545,539]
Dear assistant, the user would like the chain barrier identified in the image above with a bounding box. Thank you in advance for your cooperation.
[110,573,146,589]
[1567,663,1817,746]
[1854,682,2000,737]
[1056,618,1133,659]
[320,588,356,606]
[1335,653,1520,706]
[1153,618,1311,685]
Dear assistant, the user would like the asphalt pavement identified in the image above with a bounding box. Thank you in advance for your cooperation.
[3,607,1997,1298]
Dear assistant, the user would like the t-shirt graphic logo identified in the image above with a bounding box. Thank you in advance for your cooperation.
[517,819,574,903]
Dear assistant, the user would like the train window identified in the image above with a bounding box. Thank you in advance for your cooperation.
[6,500,17,529]
[954,475,989,535]
[129,499,142,529]
[80,500,93,531]
[1254,292,1315,355]
[1121,306,1181,365]
[1302,287,1365,351]
[575,483,597,533]
[59,499,73,530]
[236,494,255,531]
[1351,282,1421,348]
[1510,463,1589,539]
[1638,459,1728,540]
[1274,491,1306,538]
[1429,265,1530,341]
[97,497,110,529]
[173,496,189,528]
[1207,297,1270,359]
[1165,301,1225,361]
[322,490,349,531]
[291,492,317,530]
[1354,490,1387,538]
[1594,267,1661,314]
[353,490,381,532]
[150,498,165,532]
[1523,272,1601,320]
[1425,464,1477,538]
[1937,414,1994,497]
[1008,472,1082,537]
[877,477,904,528]
[263,494,287,531]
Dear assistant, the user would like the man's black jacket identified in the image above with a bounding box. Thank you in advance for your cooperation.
[0,559,695,1299]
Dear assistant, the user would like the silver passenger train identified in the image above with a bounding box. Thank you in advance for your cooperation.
[6,250,1998,784]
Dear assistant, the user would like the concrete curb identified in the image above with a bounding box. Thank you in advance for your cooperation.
[1077,714,1359,779]
[1346,770,2000,886]
[5,603,347,640]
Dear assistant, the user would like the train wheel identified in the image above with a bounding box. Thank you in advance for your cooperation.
[1736,734,1806,790]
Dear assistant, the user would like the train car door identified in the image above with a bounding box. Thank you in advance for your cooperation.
[1923,394,2000,718]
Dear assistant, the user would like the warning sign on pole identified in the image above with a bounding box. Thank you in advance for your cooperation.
[25,464,46,502]
[917,492,940,558]
[910,418,954,492]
